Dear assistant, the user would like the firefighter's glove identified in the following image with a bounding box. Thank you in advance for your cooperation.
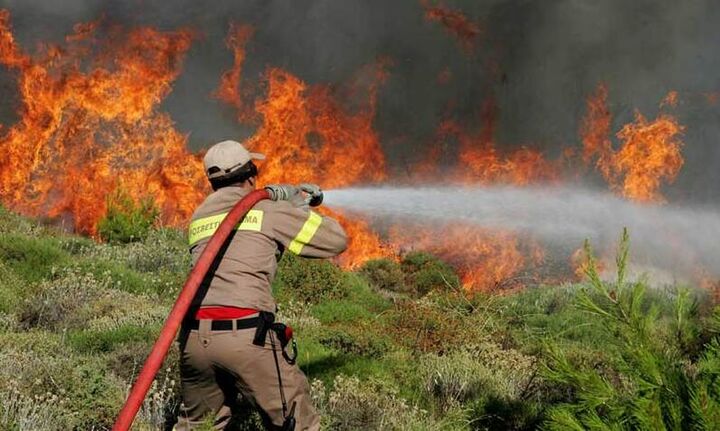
[299,183,323,207]
[265,184,300,202]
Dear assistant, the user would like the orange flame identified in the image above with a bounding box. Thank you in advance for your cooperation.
[389,224,545,291]
[414,99,561,185]
[580,83,614,178]
[421,1,481,53]
[581,84,685,203]
[322,209,394,269]
[613,111,684,202]
[214,23,258,124]
[0,12,206,235]
[0,12,699,292]
[216,27,390,188]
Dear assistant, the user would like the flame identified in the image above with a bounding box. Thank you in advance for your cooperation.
[421,1,481,53]
[581,84,685,203]
[661,90,679,108]
[414,99,560,185]
[216,28,389,188]
[613,111,684,203]
[580,83,614,179]
[388,224,544,291]
[0,11,206,235]
[322,209,393,269]
[0,12,702,292]
[214,23,258,124]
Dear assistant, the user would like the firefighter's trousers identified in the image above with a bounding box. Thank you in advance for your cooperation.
[175,319,320,430]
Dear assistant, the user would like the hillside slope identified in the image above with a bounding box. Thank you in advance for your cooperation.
[0,207,719,430]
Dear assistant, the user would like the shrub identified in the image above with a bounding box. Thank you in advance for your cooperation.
[18,268,108,330]
[82,289,167,332]
[67,324,160,353]
[0,389,69,431]
[401,252,461,296]
[542,229,720,429]
[0,234,68,283]
[359,258,409,293]
[311,375,445,431]
[387,293,495,353]
[418,342,544,430]
[275,253,347,303]
[98,190,159,244]
[319,328,390,358]
[0,262,24,314]
[132,367,181,430]
[276,300,320,330]
[0,334,125,429]
[0,205,42,236]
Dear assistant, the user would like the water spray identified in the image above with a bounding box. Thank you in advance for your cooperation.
[324,185,720,283]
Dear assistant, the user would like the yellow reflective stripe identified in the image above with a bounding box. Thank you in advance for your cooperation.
[288,211,323,255]
[188,210,264,246]
[188,213,225,245]
[239,209,264,232]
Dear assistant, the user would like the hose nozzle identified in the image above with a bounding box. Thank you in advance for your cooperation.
[300,183,323,207]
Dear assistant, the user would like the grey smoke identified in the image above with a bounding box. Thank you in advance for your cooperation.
[1,0,719,201]
[325,186,720,283]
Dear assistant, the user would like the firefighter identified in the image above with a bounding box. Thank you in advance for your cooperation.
[175,139,348,430]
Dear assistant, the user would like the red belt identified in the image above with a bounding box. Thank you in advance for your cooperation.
[195,306,257,320]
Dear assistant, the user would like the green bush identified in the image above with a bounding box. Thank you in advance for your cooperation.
[311,375,454,431]
[275,253,347,303]
[319,328,390,358]
[542,230,720,429]
[0,333,125,429]
[0,262,24,314]
[18,269,108,330]
[98,190,159,244]
[0,205,42,236]
[0,234,68,283]
[401,252,461,296]
[359,258,409,293]
[67,324,160,353]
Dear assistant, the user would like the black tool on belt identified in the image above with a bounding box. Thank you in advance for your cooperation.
[254,311,297,430]
[252,311,298,365]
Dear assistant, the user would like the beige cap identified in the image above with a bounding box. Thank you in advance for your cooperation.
[203,140,265,179]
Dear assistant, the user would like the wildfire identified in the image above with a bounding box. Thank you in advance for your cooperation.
[322,209,393,269]
[421,1,481,53]
[0,10,699,293]
[581,84,685,203]
[216,27,389,189]
[414,99,560,186]
[0,11,206,235]
[388,224,545,291]
[214,23,257,124]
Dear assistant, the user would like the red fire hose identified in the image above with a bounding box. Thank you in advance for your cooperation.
[112,189,270,431]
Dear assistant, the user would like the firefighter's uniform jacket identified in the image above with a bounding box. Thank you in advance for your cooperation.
[176,185,348,431]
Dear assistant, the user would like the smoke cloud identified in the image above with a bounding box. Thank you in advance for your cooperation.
[1,0,719,202]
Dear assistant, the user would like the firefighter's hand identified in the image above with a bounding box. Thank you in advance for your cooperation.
[265,184,299,202]
[299,183,323,207]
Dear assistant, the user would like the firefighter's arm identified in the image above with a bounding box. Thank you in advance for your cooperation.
[271,203,348,258]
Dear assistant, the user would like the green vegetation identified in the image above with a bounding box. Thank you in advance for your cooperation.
[98,190,160,244]
[0,208,719,430]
